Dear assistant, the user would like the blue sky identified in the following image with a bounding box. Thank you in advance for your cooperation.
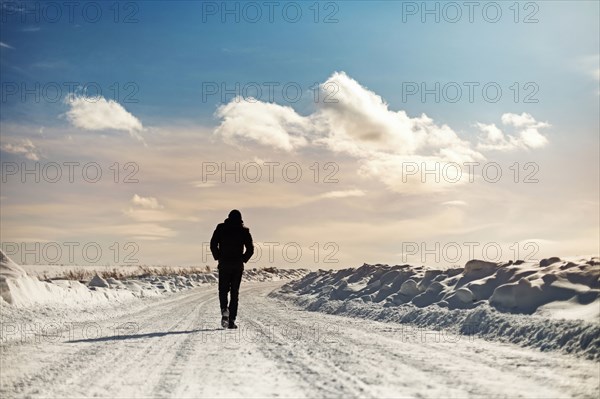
[2,1,598,127]
[1,1,598,267]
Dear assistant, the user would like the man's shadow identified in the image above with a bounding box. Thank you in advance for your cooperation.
[66,328,223,343]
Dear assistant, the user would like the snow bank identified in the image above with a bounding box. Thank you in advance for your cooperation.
[1,251,307,346]
[272,257,600,359]
[0,250,27,304]
[1,250,152,307]
[1,250,307,308]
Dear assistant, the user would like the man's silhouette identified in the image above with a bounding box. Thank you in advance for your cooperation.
[210,209,254,329]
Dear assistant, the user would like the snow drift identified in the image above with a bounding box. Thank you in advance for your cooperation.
[0,249,27,304]
[0,249,306,308]
[272,257,600,359]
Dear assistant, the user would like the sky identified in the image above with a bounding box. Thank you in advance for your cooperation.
[0,0,598,269]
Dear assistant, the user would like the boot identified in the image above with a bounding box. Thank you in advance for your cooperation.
[221,308,229,328]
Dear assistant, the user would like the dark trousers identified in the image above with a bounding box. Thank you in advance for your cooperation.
[218,264,243,321]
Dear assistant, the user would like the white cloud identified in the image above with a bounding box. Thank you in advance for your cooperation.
[214,72,548,193]
[64,95,144,141]
[477,113,550,151]
[0,138,39,160]
[501,112,549,129]
[131,194,163,209]
[442,200,468,207]
[0,42,14,49]
[192,180,218,189]
[125,194,197,224]
[215,98,309,151]
[320,189,366,199]
[315,72,484,163]
[215,72,483,162]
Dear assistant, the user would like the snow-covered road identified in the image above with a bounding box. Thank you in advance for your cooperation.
[1,281,598,398]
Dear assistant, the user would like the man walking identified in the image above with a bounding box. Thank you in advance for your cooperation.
[210,209,254,329]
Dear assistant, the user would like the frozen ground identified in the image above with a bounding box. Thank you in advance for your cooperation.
[1,252,599,397]
[1,281,598,398]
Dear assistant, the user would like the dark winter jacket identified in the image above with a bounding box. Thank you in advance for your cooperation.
[210,218,254,267]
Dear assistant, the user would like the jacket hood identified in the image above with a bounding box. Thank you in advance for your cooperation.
[225,209,243,225]
[224,217,244,226]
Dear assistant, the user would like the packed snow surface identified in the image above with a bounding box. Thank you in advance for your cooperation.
[273,257,600,359]
[2,251,599,397]
[2,282,599,398]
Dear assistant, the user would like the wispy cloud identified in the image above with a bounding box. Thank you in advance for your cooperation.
[192,181,218,189]
[31,60,68,69]
[111,223,177,240]
[125,195,170,223]
[320,189,366,199]
[0,138,40,160]
[0,42,14,49]
[442,200,467,207]
[125,194,197,224]
[131,194,163,210]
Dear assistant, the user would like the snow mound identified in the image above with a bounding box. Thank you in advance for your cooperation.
[0,250,27,304]
[1,249,140,307]
[273,257,600,359]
